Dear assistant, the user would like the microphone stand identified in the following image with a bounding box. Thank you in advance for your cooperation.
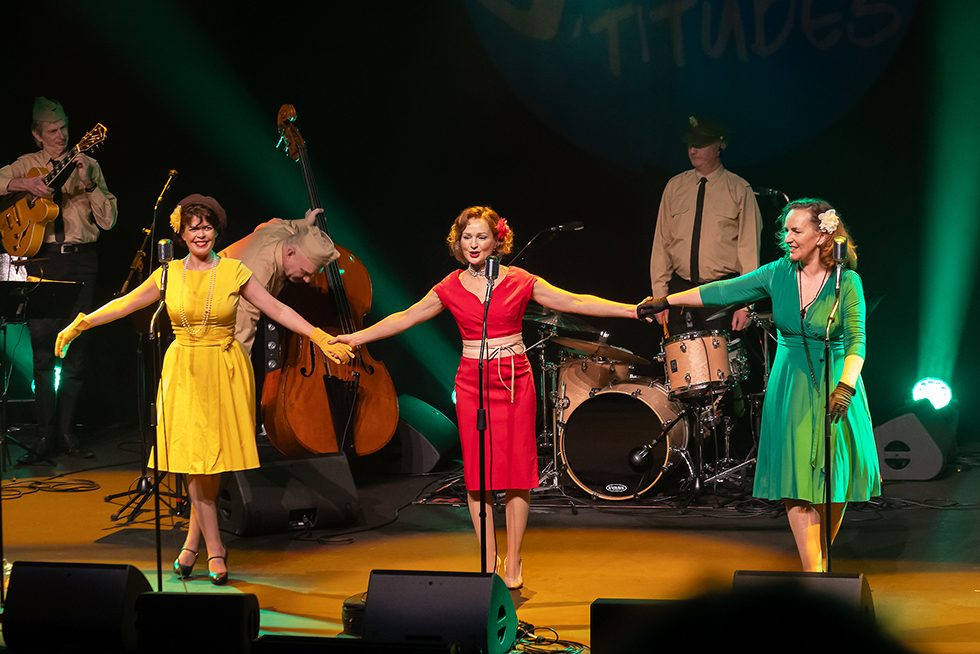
[149,251,170,591]
[506,223,583,267]
[822,257,845,574]
[476,261,498,574]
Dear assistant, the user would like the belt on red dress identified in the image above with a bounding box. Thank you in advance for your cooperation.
[460,333,525,403]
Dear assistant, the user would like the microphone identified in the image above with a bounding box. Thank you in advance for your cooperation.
[154,169,178,210]
[484,256,500,280]
[833,237,847,296]
[157,238,174,263]
[833,237,847,264]
[152,239,175,332]
[549,222,584,233]
[629,445,654,472]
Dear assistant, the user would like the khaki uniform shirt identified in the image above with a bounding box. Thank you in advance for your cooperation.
[219,218,338,355]
[0,150,117,244]
[650,165,761,297]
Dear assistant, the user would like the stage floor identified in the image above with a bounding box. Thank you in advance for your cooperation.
[3,425,980,652]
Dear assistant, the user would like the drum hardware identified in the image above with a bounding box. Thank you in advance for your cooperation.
[534,325,562,491]
[747,311,775,392]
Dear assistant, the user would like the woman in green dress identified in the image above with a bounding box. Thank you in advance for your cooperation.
[642,198,880,572]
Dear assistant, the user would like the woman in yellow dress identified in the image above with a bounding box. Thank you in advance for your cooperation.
[55,194,353,584]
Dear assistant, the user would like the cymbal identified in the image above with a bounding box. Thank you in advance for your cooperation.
[551,336,650,366]
[523,304,599,333]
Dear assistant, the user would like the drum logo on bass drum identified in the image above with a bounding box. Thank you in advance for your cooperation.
[605,483,628,494]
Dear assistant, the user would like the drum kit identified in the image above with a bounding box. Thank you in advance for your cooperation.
[524,303,774,503]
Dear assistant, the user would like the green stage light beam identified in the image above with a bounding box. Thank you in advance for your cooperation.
[918,0,980,387]
[70,1,458,398]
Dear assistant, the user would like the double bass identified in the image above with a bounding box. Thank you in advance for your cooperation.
[262,104,399,457]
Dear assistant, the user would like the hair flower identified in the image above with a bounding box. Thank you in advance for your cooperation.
[495,217,510,241]
[170,205,183,233]
[818,209,839,234]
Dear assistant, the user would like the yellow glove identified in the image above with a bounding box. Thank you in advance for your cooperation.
[56,313,91,358]
[311,328,354,364]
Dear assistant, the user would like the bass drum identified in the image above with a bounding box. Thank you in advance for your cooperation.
[559,379,689,500]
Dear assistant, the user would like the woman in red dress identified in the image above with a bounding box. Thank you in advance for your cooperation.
[333,206,646,589]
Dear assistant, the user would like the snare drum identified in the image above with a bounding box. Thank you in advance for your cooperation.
[661,330,731,399]
[559,378,688,500]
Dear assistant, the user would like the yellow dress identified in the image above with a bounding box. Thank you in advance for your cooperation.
[148,257,259,474]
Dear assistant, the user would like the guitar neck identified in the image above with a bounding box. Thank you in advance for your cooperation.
[44,145,81,185]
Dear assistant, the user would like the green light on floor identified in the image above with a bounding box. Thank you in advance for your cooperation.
[912,377,952,410]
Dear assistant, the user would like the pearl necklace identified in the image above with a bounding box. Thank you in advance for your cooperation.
[466,265,486,277]
[179,253,219,337]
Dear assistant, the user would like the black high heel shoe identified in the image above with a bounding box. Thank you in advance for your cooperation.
[173,548,198,578]
[208,552,229,586]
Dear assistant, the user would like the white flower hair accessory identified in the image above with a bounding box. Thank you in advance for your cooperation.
[818,209,839,234]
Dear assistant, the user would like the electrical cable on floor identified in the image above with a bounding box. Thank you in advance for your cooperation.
[513,622,587,654]
[1,477,99,499]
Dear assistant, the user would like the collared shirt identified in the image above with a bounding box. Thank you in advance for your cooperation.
[650,165,761,297]
[0,150,117,244]
[219,218,338,355]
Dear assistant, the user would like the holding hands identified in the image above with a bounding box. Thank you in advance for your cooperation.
[637,296,670,321]
[311,328,355,364]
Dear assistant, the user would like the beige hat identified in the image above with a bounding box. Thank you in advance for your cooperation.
[33,97,67,123]
[295,226,338,267]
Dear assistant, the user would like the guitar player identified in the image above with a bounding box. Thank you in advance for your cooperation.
[0,96,118,465]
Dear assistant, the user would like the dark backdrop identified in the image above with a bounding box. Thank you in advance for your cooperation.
[2,1,972,442]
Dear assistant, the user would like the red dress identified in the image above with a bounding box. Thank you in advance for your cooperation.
[433,267,539,491]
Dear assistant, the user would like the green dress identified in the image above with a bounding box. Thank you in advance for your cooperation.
[699,258,881,503]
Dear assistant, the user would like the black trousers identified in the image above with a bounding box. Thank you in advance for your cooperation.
[25,248,98,441]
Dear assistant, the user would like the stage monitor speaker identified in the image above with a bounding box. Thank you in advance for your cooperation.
[874,399,958,480]
[218,453,360,536]
[361,570,516,654]
[392,394,460,473]
[591,598,688,654]
[135,592,259,653]
[733,570,874,621]
[3,561,151,653]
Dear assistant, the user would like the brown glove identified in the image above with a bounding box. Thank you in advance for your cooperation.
[55,313,91,358]
[311,328,354,364]
[829,381,856,424]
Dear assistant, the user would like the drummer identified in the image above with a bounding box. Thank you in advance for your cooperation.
[649,115,762,335]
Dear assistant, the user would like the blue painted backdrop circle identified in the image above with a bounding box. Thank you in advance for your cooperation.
[466,0,919,171]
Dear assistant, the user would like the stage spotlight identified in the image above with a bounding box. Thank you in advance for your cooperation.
[912,377,952,410]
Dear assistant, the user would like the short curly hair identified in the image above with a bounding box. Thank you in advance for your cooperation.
[446,206,514,265]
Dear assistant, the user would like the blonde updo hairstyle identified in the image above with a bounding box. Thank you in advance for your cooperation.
[776,198,858,270]
[446,206,515,265]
